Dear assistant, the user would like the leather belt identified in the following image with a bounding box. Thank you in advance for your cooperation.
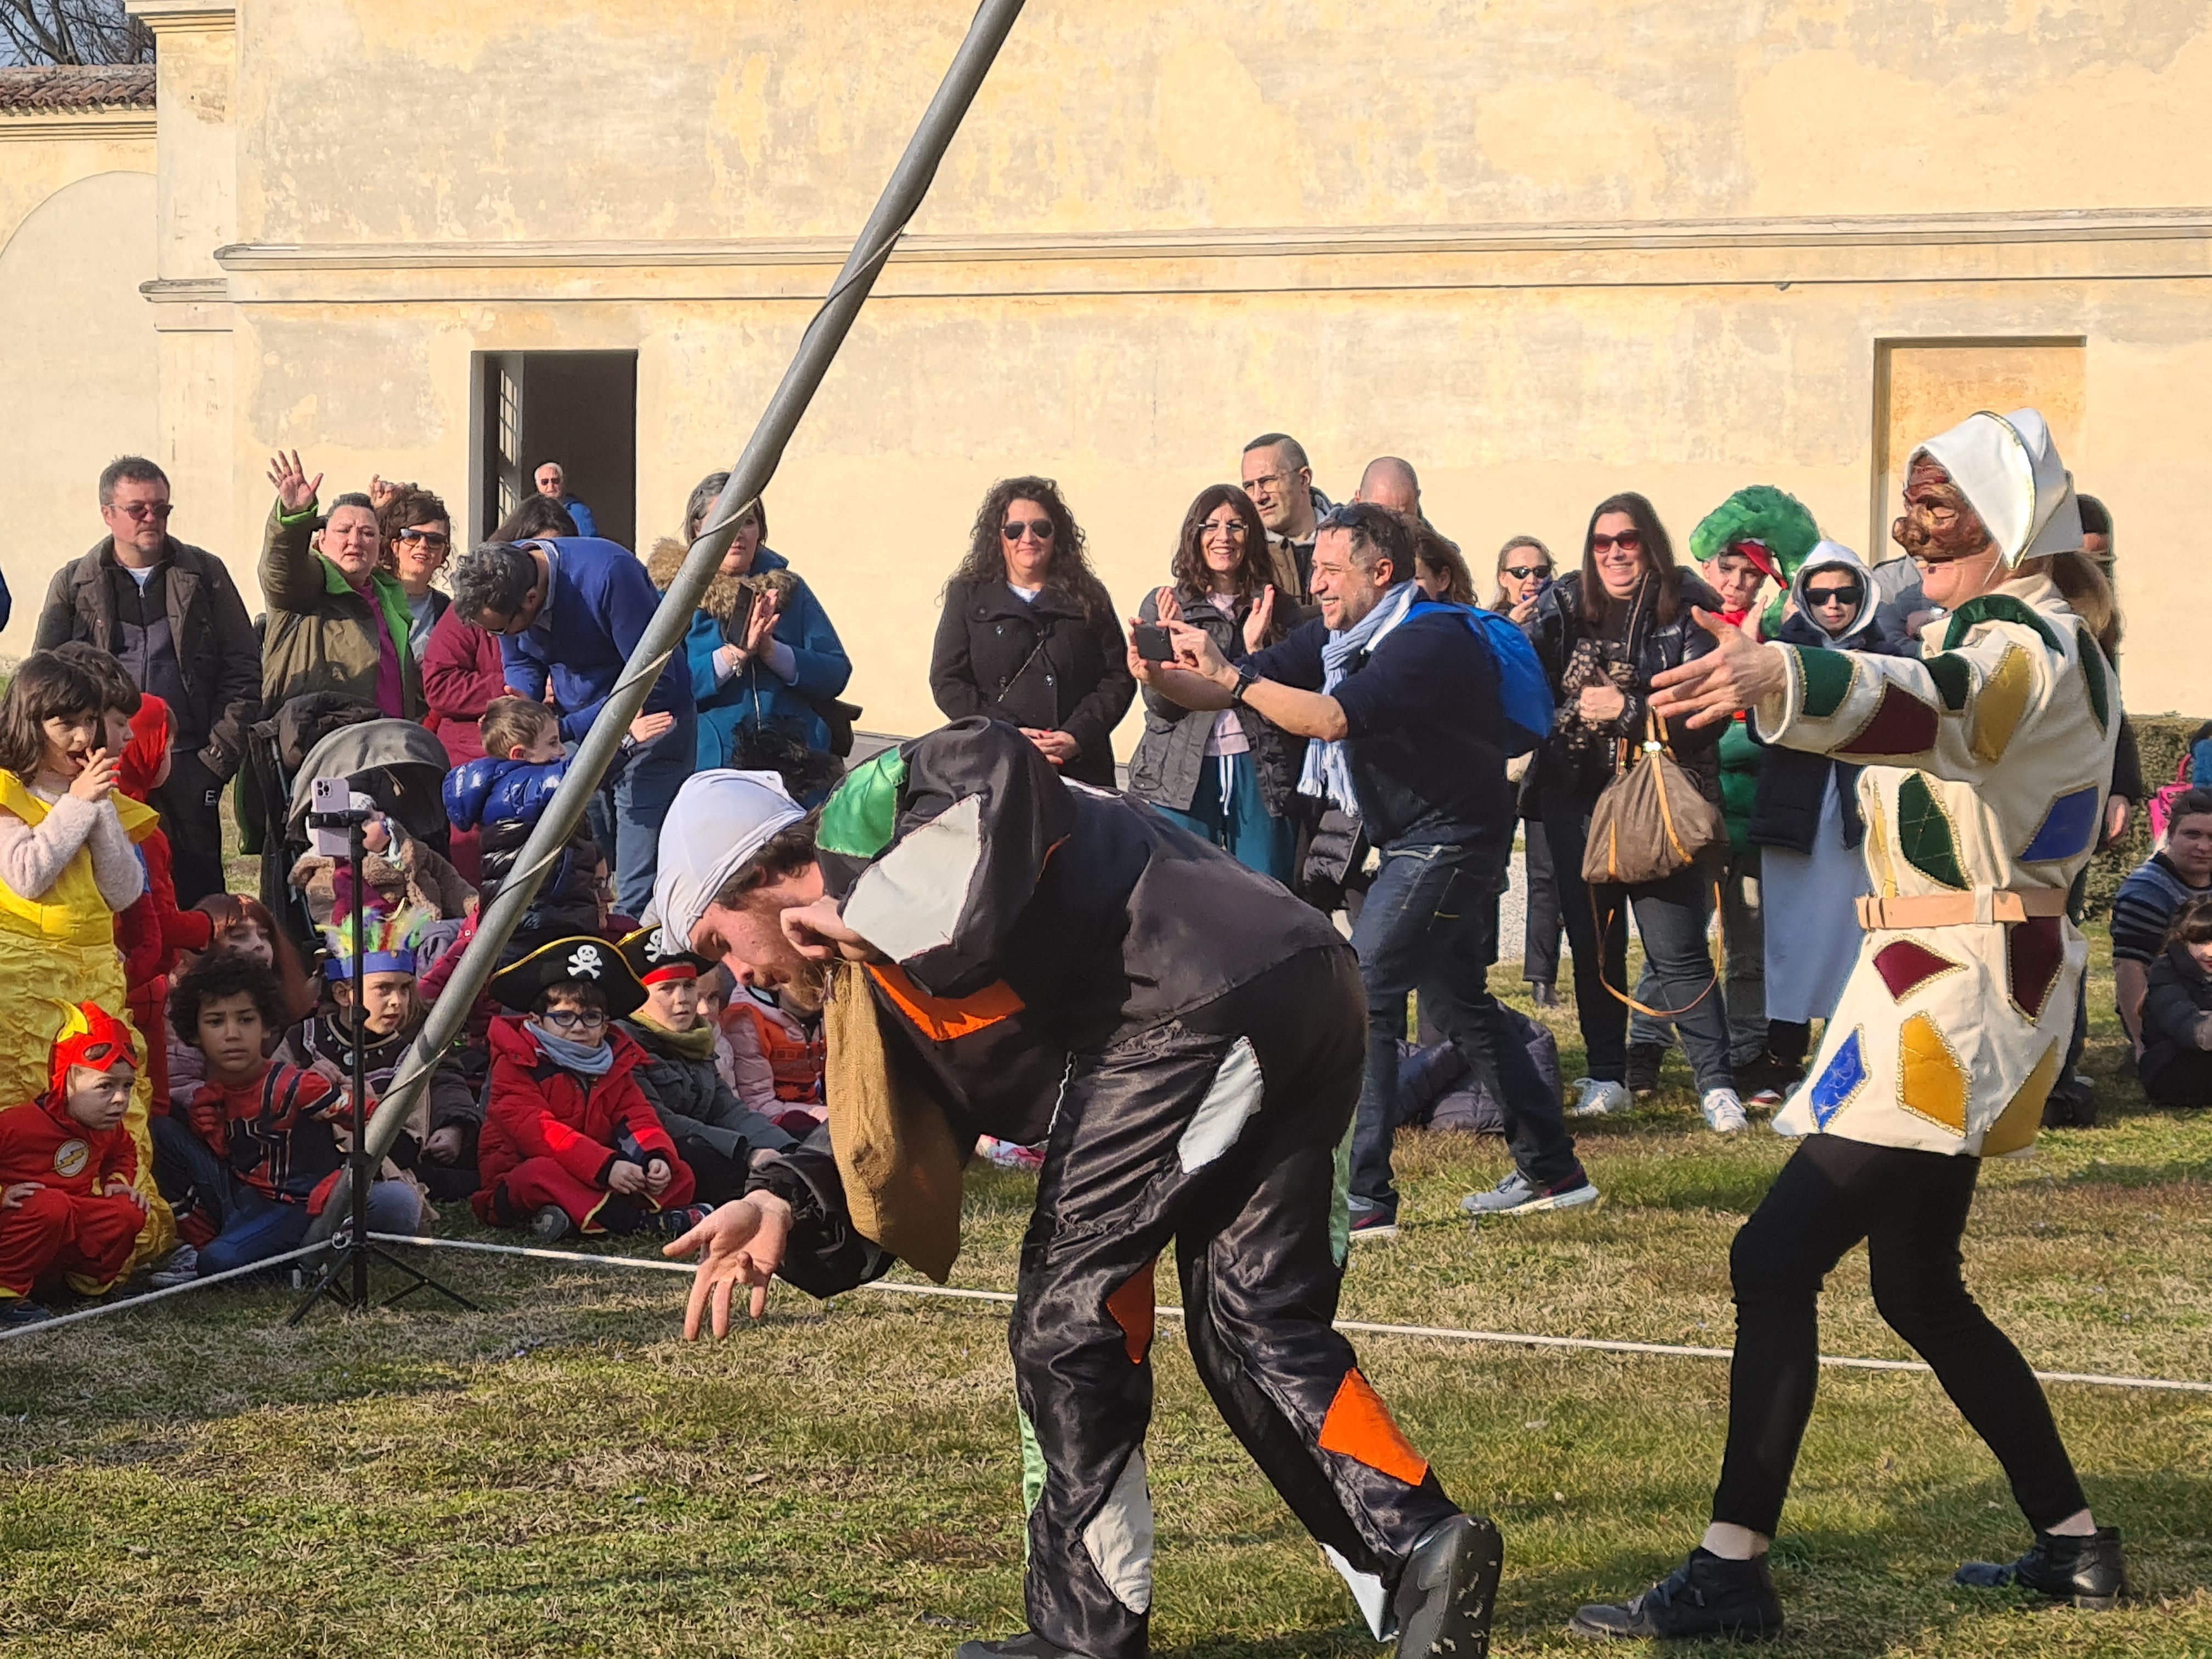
[1855,888,2070,930]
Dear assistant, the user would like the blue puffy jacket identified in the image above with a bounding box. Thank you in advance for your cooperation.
[443,754,569,833]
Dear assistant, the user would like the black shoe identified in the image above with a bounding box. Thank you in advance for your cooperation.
[1570,1548,1783,1641]
[1350,1206,1400,1243]
[1732,1051,1801,1099]
[1529,980,1559,1009]
[1954,1526,2126,1609]
[955,1635,1080,1658]
[1624,1043,1667,1097]
[1394,1513,1503,1657]
[0,1299,54,1329]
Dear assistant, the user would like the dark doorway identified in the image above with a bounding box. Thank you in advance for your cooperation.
[472,349,639,548]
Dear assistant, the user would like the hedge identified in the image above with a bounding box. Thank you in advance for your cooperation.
[2083,710,2209,917]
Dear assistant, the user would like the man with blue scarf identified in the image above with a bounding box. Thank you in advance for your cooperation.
[1143,502,1594,1238]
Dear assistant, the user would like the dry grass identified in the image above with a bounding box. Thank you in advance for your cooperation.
[2,943,2207,1657]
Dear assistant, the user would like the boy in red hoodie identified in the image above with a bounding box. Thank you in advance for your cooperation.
[472,934,707,1242]
[0,1002,148,1326]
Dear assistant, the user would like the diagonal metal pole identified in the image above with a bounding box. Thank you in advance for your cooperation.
[311,0,1029,1244]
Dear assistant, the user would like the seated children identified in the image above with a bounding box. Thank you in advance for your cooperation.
[279,908,482,1205]
[109,691,214,1112]
[720,963,828,1139]
[153,953,424,1282]
[614,927,794,1204]
[166,894,318,1113]
[290,791,473,926]
[2141,896,2212,1107]
[472,935,709,1242]
[0,1003,148,1326]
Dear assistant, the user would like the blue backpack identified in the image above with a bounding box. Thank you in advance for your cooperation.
[1410,599,1556,759]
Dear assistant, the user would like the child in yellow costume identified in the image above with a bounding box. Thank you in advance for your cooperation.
[0,652,175,1265]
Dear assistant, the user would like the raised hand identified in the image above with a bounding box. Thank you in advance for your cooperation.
[1647,608,1790,729]
[742,589,781,657]
[264,449,322,514]
[629,709,676,747]
[1242,584,1276,653]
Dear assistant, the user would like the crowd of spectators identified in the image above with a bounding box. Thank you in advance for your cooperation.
[0,430,2199,1323]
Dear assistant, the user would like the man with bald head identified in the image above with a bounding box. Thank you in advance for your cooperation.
[1353,456,1423,523]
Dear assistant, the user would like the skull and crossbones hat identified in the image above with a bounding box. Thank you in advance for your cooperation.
[488,933,649,1018]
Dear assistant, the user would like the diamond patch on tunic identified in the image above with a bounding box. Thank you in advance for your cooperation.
[2019,786,2100,864]
[1809,1028,1867,1128]
[2076,627,2109,733]
[1835,683,1939,758]
[1872,939,1962,1002]
[1898,1013,1970,1135]
[1983,1042,2063,1157]
[1969,645,2033,764]
[1796,647,1856,719]
[1922,652,1972,713]
[1896,774,1968,890]
[2005,915,2066,1021]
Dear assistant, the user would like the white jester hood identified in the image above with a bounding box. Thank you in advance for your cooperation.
[1912,408,2083,571]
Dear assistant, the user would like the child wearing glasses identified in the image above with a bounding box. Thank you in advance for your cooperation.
[471,934,707,1242]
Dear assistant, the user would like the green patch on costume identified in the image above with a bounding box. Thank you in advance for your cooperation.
[1330,1120,1354,1268]
[1942,594,2062,655]
[1018,1404,1046,1522]
[1796,647,1855,719]
[1922,652,1972,713]
[1897,772,1968,890]
[2077,627,2109,732]
[817,747,907,859]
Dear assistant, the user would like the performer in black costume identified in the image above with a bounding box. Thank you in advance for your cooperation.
[655,718,1500,1659]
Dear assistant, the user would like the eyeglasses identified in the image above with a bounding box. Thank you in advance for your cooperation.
[114,501,173,522]
[1503,564,1552,582]
[1805,585,1864,607]
[396,528,451,551]
[539,1007,608,1032]
[1243,470,1291,495]
[1001,519,1055,543]
[1201,518,1248,537]
[1590,531,1644,555]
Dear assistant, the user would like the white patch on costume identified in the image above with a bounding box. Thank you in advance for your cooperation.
[1082,1449,1154,1614]
[1176,1037,1263,1172]
[52,1140,89,1179]
[1322,1542,1393,1640]
[841,794,985,962]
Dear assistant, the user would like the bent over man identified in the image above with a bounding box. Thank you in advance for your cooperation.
[657,721,1499,1659]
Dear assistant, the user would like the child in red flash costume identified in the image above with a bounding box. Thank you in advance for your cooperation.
[0,1002,148,1325]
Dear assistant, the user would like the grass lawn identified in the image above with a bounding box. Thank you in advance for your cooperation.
[2,940,2207,1657]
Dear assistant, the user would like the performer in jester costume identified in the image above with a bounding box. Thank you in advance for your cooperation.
[1573,409,2129,1640]
[654,724,1500,1659]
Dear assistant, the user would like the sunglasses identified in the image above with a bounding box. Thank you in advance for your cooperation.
[1805,584,1864,607]
[115,501,173,521]
[396,527,451,551]
[539,1007,608,1032]
[1001,519,1055,543]
[1590,531,1644,554]
[1504,564,1553,582]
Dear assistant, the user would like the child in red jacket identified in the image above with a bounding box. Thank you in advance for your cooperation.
[472,934,708,1243]
[0,1002,148,1326]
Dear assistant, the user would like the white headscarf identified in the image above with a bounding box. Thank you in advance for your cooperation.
[1912,408,2082,570]
[651,769,804,951]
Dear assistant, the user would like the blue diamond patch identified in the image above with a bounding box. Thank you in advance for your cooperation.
[2019,785,2101,864]
[1810,1028,1867,1128]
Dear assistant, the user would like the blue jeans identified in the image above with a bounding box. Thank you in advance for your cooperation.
[152,1114,423,1276]
[1349,843,1581,1218]
[1154,752,1296,884]
[607,711,697,921]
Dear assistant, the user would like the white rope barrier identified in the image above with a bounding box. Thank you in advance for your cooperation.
[0,1239,332,1345]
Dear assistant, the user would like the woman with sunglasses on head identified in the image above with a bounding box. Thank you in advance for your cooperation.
[930,476,1134,789]
[1490,537,1564,1005]
[1128,485,1301,881]
[1516,493,1747,1142]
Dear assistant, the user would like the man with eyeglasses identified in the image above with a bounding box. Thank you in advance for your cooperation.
[534,460,599,539]
[35,455,262,905]
[1240,432,1331,604]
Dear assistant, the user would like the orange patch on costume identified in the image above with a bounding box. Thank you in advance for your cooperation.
[867,965,1024,1042]
[1107,1258,1157,1365]
[1317,1369,1431,1486]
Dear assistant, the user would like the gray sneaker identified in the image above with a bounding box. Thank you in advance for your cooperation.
[1460,1169,1601,1217]
[148,1245,200,1289]
[1701,1088,1750,1135]
[1569,1078,1632,1117]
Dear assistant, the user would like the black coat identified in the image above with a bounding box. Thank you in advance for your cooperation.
[929,575,1135,789]
[618,1018,798,1164]
[2141,942,2212,1101]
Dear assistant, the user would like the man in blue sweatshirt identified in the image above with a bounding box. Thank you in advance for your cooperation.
[451,536,696,919]
[1139,502,1593,1239]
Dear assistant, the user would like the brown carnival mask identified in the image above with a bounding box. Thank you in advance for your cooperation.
[1892,454,1994,565]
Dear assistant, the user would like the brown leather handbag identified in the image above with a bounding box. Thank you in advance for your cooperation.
[1580,709,1725,887]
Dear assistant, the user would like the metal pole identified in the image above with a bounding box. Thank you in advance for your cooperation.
[311,0,1029,1240]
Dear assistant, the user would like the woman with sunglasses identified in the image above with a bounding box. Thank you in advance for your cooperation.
[1517,493,1746,1139]
[1128,485,1300,879]
[375,482,456,657]
[1490,536,1565,1006]
[930,476,1133,789]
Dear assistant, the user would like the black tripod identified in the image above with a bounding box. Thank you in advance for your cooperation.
[288,802,475,1325]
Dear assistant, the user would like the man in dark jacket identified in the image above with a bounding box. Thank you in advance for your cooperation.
[37,455,261,903]
[656,730,1503,1659]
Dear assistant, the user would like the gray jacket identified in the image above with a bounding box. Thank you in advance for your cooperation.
[1126,584,1304,816]
[619,1018,798,1164]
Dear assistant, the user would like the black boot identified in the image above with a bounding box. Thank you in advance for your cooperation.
[1570,1548,1783,1641]
[1624,1043,1666,1097]
[955,1634,1082,1658]
[1393,1513,1503,1657]
[1955,1526,2126,1609]
[1529,980,1559,1009]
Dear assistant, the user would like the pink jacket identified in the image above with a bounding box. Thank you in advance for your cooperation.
[420,606,510,768]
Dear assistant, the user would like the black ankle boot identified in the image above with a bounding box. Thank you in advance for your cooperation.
[1393,1513,1503,1657]
[1955,1526,2126,1609]
[1624,1043,1666,1096]
[1529,980,1559,1008]
[1570,1547,1784,1640]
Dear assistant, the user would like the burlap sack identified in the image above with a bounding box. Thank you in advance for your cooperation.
[822,960,966,1283]
[1581,711,1725,888]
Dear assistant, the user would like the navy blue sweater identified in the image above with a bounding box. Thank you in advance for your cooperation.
[496,538,694,741]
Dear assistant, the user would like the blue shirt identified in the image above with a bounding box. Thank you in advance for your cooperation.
[496,537,693,742]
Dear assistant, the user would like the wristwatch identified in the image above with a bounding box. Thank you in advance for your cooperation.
[1228,663,1260,707]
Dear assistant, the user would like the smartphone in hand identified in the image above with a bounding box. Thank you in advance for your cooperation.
[1133,623,1175,663]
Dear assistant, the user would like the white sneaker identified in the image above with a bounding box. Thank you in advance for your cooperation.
[1702,1088,1750,1134]
[1460,1169,1602,1217]
[148,1245,200,1289]
[1569,1078,1632,1117]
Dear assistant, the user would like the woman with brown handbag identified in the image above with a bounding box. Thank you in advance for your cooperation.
[1514,492,1746,1141]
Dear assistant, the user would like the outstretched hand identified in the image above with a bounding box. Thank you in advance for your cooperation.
[265,449,321,514]
[1647,608,1789,729]
[665,1193,794,1337]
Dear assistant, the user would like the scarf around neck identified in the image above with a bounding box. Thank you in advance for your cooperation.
[634,1012,717,1062]
[1297,579,1420,811]
[526,1020,617,1077]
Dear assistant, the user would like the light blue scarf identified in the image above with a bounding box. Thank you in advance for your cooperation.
[526,1019,617,1077]
[1296,579,1421,811]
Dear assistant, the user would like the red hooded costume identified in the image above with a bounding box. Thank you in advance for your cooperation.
[112,696,215,1110]
[0,1003,145,1297]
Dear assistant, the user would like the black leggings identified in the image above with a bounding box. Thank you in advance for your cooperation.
[1711,1135,2087,1538]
